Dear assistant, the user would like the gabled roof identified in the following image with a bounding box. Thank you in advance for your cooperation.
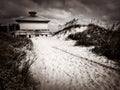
[16,11,50,23]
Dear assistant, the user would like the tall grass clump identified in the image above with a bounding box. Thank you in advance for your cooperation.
[92,30,120,60]
[68,24,108,46]
[0,33,36,90]
[67,23,120,60]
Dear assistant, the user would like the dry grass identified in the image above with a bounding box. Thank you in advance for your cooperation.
[92,30,120,60]
[0,33,36,90]
[67,23,120,60]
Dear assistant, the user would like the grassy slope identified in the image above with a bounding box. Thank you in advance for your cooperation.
[0,33,36,90]
[67,24,120,60]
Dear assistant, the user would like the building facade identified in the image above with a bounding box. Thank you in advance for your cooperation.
[15,11,51,37]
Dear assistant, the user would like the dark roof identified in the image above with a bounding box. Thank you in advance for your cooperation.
[16,15,50,23]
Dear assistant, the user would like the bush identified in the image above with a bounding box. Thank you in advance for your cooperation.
[0,33,36,90]
[67,23,120,60]
[92,31,120,60]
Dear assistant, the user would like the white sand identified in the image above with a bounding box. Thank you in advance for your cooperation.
[30,37,120,90]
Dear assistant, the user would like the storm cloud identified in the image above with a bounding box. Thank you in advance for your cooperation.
[0,0,120,29]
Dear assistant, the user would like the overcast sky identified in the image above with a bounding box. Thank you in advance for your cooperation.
[0,0,120,30]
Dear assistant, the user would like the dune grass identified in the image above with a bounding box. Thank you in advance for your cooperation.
[0,33,36,90]
[67,23,120,60]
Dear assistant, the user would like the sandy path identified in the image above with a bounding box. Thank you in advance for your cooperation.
[30,37,120,90]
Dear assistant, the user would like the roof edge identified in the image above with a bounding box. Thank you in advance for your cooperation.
[16,20,50,23]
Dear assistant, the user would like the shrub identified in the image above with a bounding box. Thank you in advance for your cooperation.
[67,23,120,60]
[92,31,120,60]
[0,33,36,90]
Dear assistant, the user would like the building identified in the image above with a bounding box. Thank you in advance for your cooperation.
[15,11,51,37]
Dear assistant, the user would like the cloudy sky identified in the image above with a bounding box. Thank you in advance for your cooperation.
[0,0,120,30]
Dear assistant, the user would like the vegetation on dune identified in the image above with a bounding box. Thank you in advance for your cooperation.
[67,24,108,46]
[0,33,36,90]
[92,30,120,60]
[53,24,82,36]
[67,23,120,60]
